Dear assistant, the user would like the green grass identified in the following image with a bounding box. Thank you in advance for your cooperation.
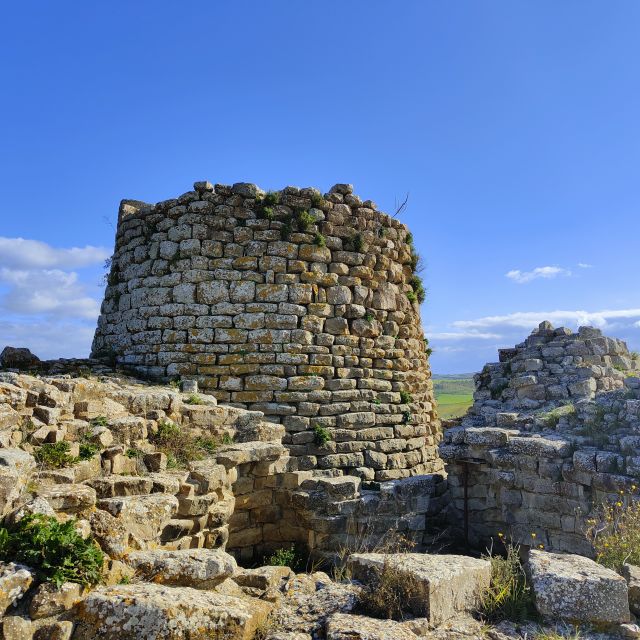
[433,376,474,419]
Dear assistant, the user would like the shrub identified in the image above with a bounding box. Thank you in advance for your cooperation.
[409,275,426,304]
[539,404,575,428]
[406,291,418,304]
[34,442,76,469]
[91,416,108,427]
[126,448,143,459]
[313,424,332,446]
[150,421,220,467]
[585,491,640,571]
[185,394,204,405]
[261,206,275,221]
[221,433,235,445]
[402,410,412,424]
[295,209,315,231]
[265,545,300,570]
[478,541,535,622]
[399,390,413,404]
[310,192,325,208]
[264,191,280,206]
[357,558,422,620]
[314,232,326,247]
[0,514,104,587]
[78,443,99,461]
[364,312,374,322]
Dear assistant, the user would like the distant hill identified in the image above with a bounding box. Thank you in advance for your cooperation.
[432,374,475,419]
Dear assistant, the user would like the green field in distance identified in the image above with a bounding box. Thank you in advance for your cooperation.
[432,374,475,419]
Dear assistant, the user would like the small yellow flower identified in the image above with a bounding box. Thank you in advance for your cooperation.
[498,532,504,538]
[531,532,537,539]
[632,485,637,491]
[616,502,623,507]
[538,544,544,549]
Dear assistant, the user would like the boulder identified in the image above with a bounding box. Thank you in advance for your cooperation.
[2,616,33,640]
[233,565,293,592]
[623,564,640,616]
[89,509,129,559]
[325,613,418,640]
[125,548,236,588]
[0,347,40,369]
[72,583,271,640]
[0,562,34,615]
[527,550,630,623]
[347,553,491,626]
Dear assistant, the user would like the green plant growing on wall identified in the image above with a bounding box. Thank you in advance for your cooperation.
[35,442,77,469]
[0,514,104,587]
[185,394,204,405]
[409,275,426,304]
[310,192,325,208]
[314,232,326,247]
[280,219,293,240]
[313,424,332,446]
[399,390,413,404]
[407,291,418,304]
[364,312,374,322]
[295,209,315,231]
[265,545,300,570]
[402,410,412,424]
[78,443,99,461]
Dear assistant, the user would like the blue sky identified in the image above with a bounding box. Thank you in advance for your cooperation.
[1,1,639,373]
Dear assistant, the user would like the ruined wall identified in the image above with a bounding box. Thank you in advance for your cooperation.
[92,181,441,480]
[442,323,640,555]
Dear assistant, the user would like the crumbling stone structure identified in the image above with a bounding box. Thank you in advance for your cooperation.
[442,323,640,554]
[92,181,440,480]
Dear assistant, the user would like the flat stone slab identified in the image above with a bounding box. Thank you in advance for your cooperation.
[326,613,418,639]
[347,553,491,626]
[527,550,630,623]
[125,548,236,588]
[72,583,271,640]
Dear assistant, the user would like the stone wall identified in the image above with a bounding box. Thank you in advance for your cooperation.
[441,323,640,555]
[91,180,441,480]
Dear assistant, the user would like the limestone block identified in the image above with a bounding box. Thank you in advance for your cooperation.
[623,564,640,616]
[29,581,84,619]
[125,548,236,588]
[0,449,36,516]
[325,614,418,640]
[96,494,178,541]
[527,550,629,623]
[38,484,96,513]
[72,584,271,640]
[347,553,490,625]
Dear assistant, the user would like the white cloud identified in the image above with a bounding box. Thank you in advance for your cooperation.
[506,266,572,284]
[454,308,640,331]
[0,237,110,270]
[578,263,593,269]
[0,268,101,320]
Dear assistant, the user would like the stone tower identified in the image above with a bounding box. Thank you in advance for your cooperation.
[92,181,441,480]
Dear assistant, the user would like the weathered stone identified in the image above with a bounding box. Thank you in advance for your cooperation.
[96,494,178,541]
[0,562,34,615]
[527,550,629,623]
[623,563,640,616]
[125,548,236,588]
[72,584,271,640]
[325,613,418,640]
[0,449,36,516]
[29,581,84,619]
[347,553,491,625]
[0,347,40,369]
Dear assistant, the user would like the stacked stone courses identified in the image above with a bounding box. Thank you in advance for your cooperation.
[92,181,440,480]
